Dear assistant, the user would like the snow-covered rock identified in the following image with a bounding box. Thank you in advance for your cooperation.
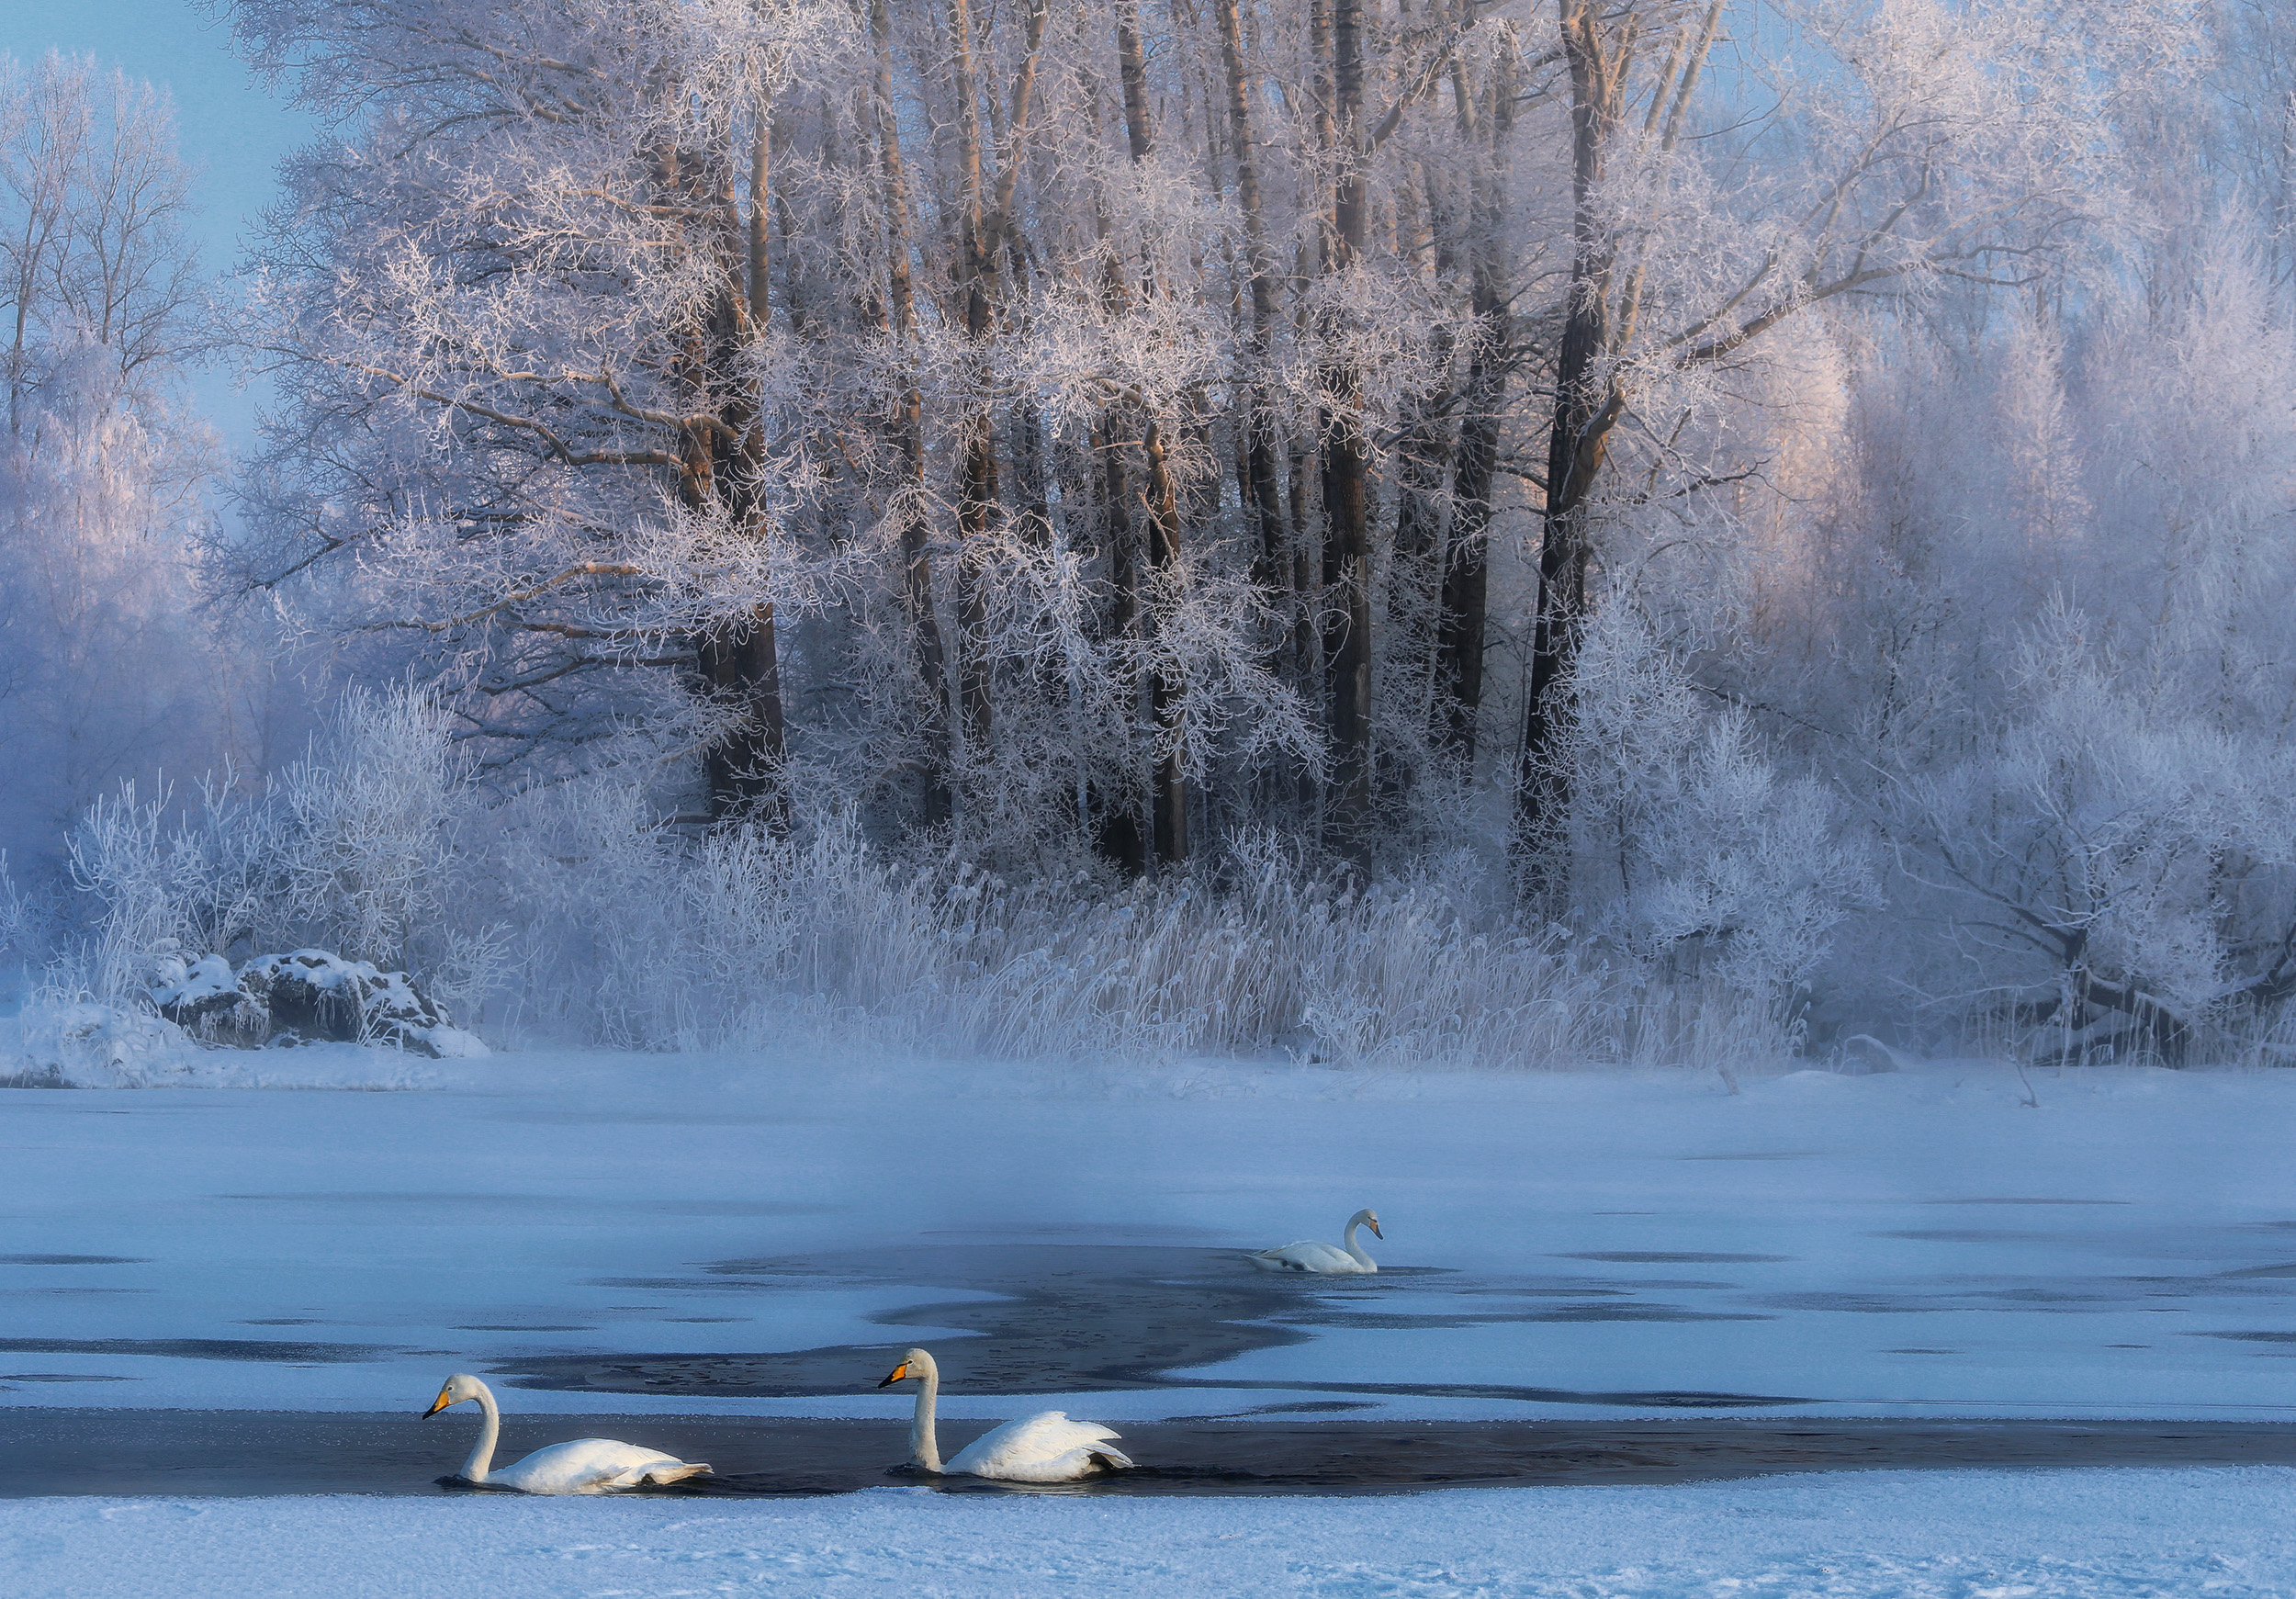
[152,949,490,1060]
[0,998,445,1088]
[152,952,268,1047]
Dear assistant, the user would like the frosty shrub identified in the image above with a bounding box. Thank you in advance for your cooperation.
[681,823,1574,1067]
[66,782,193,1004]
[275,688,460,971]
[0,852,54,991]
[1880,614,2296,1064]
[56,687,495,1008]
[1560,604,1878,1001]
[54,699,1810,1071]
[465,801,1793,1072]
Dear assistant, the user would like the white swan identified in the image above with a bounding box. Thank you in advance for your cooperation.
[424,1374,712,1493]
[1250,1207,1382,1273]
[878,1347,1132,1482]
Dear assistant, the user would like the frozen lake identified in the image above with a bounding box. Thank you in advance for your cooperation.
[2,1048,2293,1475]
[4,1048,2296,1594]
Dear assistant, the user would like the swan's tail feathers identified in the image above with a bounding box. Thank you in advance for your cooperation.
[1079,1421,1131,1470]
[638,1461,713,1486]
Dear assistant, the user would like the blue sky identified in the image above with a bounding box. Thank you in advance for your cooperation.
[6,0,315,445]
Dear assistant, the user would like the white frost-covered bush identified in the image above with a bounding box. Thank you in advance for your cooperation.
[55,690,501,1041]
[1563,605,1877,998]
[1880,614,2296,1061]
[39,684,1805,1074]
[275,690,458,972]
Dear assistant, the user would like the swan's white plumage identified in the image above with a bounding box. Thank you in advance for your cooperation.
[944,1411,1134,1482]
[1252,1239,1367,1273]
[1250,1207,1382,1274]
[426,1374,710,1494]
[880,1347,1131,1482]
[485,1437,711,1495]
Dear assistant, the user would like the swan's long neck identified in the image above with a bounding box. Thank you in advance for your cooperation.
[1344,1216,1375,1270]
[461,1384,501,1483]
[909,1364,943,1474]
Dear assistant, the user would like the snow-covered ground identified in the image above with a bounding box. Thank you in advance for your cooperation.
[6,1469,2294,1598]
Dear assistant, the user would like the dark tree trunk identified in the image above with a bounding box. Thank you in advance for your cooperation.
[699,609,785,816]
[1438,344,1497,764]
[680,117,786,825]
[1435,38,1514,768]
[1142,417,1188,865]
[1116,0,1188,866]
[1517,0,1628,845]
[1387,324,1453,807]
[1216,0,1293,815]
[1080,65,1148,873]
[1321,0,1373,860]
[872,0,951,827]
[945,0,998,764]
[1094,416,1149,873]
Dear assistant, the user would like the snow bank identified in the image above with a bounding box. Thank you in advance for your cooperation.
[0,944,485,1087]
[0,1001,441,1089]
[4,1468,2293,1599]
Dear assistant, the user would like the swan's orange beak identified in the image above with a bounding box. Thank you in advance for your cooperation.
[877,1361,911,1388]
[424,1389,456,1417]
[1368,1219,1384,1239]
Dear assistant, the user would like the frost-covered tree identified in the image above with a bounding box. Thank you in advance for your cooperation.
[225,0,865,816]
[1514,0,2168,850]
[173,0,2296,1060]
[222,0,1547,864]
[0,52,239,878]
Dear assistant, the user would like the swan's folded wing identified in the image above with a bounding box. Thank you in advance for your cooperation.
[991,1445,1133,1482]
[946,1411,1130,1480]
[495,1439,703,1494]
[1251,1241,1352,1272]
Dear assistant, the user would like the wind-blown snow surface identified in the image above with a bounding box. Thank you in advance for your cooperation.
[6,1469,2296,1598]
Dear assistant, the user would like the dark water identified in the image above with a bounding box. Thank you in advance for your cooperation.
[512,1245,1794,1409]
[3,1410,2291,1499]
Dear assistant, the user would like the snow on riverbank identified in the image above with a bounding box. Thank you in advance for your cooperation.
[0,1000,443,1089]
[6,1468,2294,1599]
